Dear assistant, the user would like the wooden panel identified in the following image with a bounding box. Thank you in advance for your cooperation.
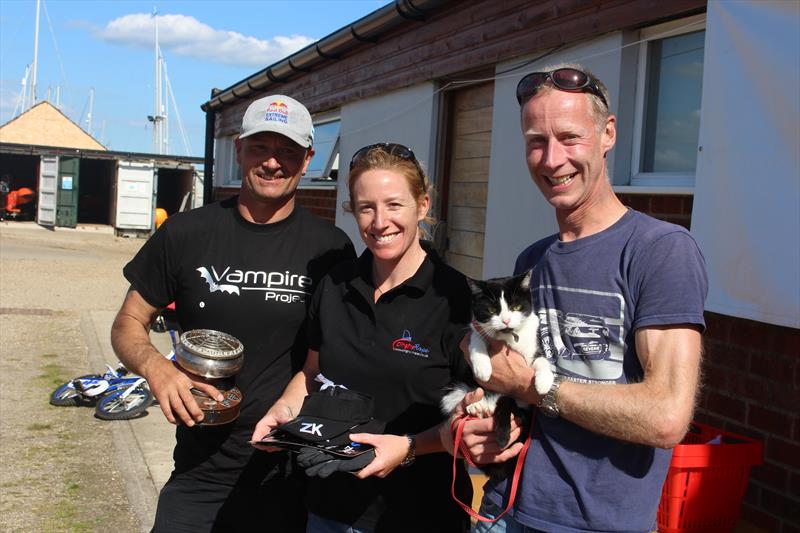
[449,182,487,208]
[448,229,484,258]
[445,252,483,279]
[453,83,495,111]
[453,109,493,135]
[449,206,486,232]
[450,157,490,183]
[451,131,492,159]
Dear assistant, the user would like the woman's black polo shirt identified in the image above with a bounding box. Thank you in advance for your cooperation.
[305,242,473,532]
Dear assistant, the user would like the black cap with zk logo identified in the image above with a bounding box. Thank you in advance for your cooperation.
[276,387,385,445]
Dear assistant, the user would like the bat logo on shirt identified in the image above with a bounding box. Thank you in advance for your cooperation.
[197,267,240,295]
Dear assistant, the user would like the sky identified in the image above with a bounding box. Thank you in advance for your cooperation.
[0,0,387,157]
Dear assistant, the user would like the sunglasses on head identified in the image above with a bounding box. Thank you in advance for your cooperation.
[349,143,424,178]
[516,68,608,109]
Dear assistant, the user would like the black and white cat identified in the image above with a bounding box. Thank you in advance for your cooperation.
[441,271,553,447]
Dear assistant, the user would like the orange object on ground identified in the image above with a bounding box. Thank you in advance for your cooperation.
[5,187,35,213]
[155,208,168,228]
[657,422,763,533]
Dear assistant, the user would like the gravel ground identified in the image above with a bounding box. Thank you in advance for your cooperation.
[0,223,146,533]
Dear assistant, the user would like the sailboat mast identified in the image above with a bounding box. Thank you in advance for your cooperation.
[29,0,41,110]
[153,7,162,154]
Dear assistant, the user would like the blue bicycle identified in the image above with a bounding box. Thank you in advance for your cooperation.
[49,364,153,420]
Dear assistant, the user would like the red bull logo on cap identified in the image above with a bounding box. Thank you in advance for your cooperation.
[264,100,289,124]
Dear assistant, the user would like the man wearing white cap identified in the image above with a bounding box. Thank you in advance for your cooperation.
[111,94,354,532]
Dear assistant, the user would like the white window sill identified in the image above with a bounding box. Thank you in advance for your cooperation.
[613,185,694,195]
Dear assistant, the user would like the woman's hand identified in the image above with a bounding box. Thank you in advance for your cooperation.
[250,402,294,451]
[347,433,411,479]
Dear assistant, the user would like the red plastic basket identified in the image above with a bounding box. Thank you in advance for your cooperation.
[657,422,763,533]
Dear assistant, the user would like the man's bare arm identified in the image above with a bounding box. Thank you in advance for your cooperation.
[475,326,703,449]
[110,289,222,426]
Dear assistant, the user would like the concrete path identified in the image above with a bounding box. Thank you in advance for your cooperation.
[82,309,175,532]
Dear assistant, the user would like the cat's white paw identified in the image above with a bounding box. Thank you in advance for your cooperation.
[533,358,554,395]
[472,357,493,382]
[466,396,495,418]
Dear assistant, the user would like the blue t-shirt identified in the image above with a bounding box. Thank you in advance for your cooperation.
[484,209,708,533]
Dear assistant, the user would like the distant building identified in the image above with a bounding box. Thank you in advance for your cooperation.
[1,102,202,233]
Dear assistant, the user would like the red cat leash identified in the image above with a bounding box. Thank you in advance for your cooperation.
[450,414,533,523]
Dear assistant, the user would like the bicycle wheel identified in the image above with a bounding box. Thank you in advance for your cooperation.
[49,375,100,406]
[94,385,153,420]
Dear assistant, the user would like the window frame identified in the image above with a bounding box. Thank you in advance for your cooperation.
[629,13,706,188]
[214,135,241,187]
[299,110,340,189]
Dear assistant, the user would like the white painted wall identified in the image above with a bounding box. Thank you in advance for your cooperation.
[335,82,438,253]
[482,33,624,277]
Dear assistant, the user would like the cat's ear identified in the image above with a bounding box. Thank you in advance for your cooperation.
[466,277,483,296]
[518,270,532,291]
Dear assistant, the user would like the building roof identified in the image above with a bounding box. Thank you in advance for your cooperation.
[0,101,106,151]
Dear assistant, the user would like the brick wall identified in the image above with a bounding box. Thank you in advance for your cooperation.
[625,191,800,532]
[698,314,799,532]
[213,187,338,223]
[295,188,338,222]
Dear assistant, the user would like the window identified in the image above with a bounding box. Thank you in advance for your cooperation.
[214,136,241,187]
[301,117,340,188]
[631,15,706,187]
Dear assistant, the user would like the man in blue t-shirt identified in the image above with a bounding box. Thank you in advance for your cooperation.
[445,65,708,533]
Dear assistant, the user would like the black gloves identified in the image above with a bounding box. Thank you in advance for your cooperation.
[296,447,376,478]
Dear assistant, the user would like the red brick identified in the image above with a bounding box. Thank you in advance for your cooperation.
[706,343,750,370]
[683,195,694,216]
[705,312,733,343]
[729,373,770,403]
[766,382,800,412]
[790,472,800,499]
[617,193,650,212]
[703,391,747,421]
[740,504,781,532]
[650,195,685,215]
[748,405,796,440]
[750,352,796,383]
[731,320,772,351]
[766,437,800,469]
[772,325,800,356]
[750,461,788,491]
[760,487,800,524]
[703,363,730,390]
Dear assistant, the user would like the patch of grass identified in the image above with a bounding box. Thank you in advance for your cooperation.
[38,362,67,387]
[40,353,58,359]
[27,422,52,431]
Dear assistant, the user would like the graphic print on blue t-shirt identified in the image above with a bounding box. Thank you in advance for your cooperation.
[538,285,626,383]
[194,264,313,304]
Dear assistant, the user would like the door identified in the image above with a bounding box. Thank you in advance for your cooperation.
[56,156,80,228]
[440,81,494,279]
[115,160,155,230]
[37,155,58,226]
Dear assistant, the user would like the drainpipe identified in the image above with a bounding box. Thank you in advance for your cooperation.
[203,89,218,205]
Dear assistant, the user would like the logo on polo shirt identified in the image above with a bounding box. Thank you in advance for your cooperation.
[391,329,430,358]
[196,266,311,303]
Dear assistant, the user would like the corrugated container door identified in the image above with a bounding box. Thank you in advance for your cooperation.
[37,155,58,226]
[56,156,80,228]
[115,160,155,230]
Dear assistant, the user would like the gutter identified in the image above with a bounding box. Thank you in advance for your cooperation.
[200,0,449,112]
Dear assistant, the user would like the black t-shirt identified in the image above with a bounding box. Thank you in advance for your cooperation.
[305,243,473,532]
[123,197,354,483]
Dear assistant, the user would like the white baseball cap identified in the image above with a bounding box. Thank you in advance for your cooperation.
[239,94,314,148]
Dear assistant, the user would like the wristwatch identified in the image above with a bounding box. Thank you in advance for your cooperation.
[399,434,416,467]
[538,375,566,418]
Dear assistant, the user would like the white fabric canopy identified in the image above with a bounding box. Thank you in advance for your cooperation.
[691,0,800,328]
